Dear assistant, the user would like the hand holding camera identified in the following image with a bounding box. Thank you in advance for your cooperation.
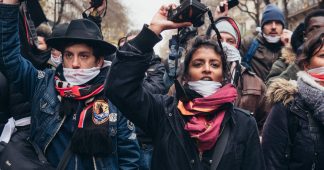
[149,4,192,36]
[215,0,239,18]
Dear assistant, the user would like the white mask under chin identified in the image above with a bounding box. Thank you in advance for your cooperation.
[263,33,281,43]
[50,54,62,67]
[188,80,222,97]
[63,61,111,85]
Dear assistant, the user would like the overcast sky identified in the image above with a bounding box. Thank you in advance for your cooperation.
[120,0,179,30]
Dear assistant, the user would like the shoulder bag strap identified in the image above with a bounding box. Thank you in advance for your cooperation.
[210,123,231,170]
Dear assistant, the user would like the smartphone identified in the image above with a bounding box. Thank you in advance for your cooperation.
[220,0,239,12]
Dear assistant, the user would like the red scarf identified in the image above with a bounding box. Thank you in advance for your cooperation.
[178,84,237,152]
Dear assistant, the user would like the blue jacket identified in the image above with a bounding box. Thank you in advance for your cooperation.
[0,4,139,170]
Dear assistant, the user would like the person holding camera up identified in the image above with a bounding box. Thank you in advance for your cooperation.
[105,3,265,170]
[0,0,140,169]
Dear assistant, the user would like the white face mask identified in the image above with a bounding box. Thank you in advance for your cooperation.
[188,80,222,97]
[263,33,281,43]
[63,61,111,85]
[50,54,62,67]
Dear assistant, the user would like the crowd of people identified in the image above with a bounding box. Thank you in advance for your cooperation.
[0,0,323,170]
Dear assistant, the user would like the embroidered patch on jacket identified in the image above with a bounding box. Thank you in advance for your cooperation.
[128,133,137,140]
[127,120,135,131]
[109,113,117,123]
[37,70,45,79]
[92,100,110,125]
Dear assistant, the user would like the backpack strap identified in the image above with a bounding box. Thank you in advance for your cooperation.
[210,123,231,170]
[242,39,259,69]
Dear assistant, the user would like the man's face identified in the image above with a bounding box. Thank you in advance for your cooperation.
[263,21,283,36]
[306,16,324,36]
[62,43,103,69]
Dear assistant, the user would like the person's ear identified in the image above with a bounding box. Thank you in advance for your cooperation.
[96,57,104,67]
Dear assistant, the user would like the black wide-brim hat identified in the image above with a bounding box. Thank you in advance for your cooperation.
[47,19,116,56]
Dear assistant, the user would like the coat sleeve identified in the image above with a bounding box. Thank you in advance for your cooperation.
[105,25,166,135]
[117,111,140,170]
[0,4,38,100]
[262,103,289,170]
[143,55,167,95]
[241,116,266,170]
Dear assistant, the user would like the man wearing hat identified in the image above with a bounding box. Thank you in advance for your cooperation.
[241,4,292,82]
[0,1,139,169]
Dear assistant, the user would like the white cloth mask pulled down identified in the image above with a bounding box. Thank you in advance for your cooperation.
[188,80,222,97]
[50,54,62,67]
[63,61,111,85]
[222,42,241,63]
[263,33,280,43]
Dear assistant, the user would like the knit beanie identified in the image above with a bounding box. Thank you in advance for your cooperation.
[215,20,238,45]
[261,4,285,28]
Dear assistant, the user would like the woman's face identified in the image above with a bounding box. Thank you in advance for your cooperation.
[187,47,223,82]
[305,45,324,86]
[307,45,324,69]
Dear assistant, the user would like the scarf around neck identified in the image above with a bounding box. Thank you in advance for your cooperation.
[178,84,237,152]
[54,66,113,156]
[297,71,324,126]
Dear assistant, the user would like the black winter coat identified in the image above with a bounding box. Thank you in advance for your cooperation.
[262,95,324,170]
[106,25,265,170]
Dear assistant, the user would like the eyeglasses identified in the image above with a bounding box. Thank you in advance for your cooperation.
[117,36,128,48]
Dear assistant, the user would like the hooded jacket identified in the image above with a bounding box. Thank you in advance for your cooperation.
[262,76,324,170]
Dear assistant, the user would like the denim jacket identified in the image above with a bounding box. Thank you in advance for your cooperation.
[0,4,139,170]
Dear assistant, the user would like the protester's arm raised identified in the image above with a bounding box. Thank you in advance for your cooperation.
[105,4,191,134]
[0,4,39,100]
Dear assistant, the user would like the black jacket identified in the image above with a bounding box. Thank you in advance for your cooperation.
[263,79,324,170]
[106,25,265,170]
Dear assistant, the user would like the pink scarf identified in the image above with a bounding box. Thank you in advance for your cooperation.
[178,84,237,152]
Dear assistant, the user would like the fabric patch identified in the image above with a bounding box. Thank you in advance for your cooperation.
[92,100,110,125]
[37,70,45,79]
[127,120,135,131]
[128,133,137,140]
[109,113,117,123]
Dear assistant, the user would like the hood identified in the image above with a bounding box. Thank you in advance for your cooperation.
[266,78,297,106]
[280,46,296,64]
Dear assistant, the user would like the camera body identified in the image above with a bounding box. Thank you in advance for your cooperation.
[90,0,103,8]
[167,0,208,27]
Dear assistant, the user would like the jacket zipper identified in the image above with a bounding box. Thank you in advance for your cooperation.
[92,156,98,170]
[43,115,66,153]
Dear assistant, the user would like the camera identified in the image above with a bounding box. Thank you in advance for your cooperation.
[90,0,103,8]
[167,0,208,27]
[219,0,239,12]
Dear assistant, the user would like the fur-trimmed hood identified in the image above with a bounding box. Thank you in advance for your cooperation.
[266,78,297,105]
[280,46,296,65]
[267,71,324,105]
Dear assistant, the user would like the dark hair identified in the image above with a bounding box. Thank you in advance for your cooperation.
[182,36,229,84]
[297,28,324,69]
[63,40,105,60]
[36,23,52,39]
[304,9,324,33]
[291,23,305,54]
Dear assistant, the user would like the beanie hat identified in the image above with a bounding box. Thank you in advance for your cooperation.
[215,20,238,45]
[261,4,285,28]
